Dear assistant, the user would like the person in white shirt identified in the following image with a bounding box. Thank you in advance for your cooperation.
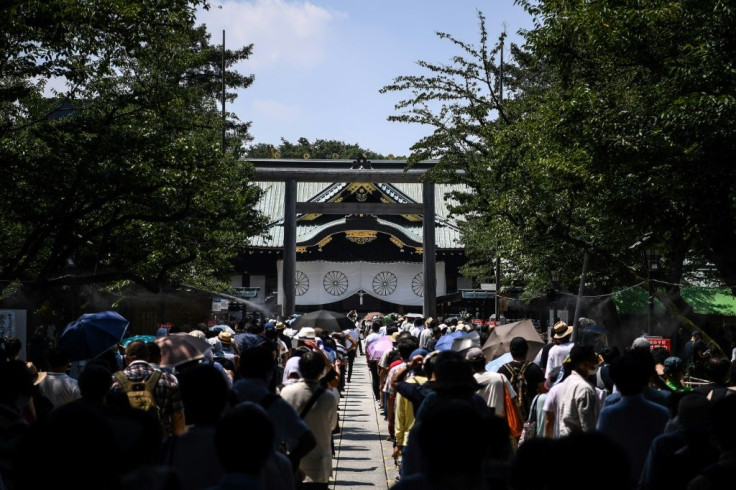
[545,322,575,379]
[554,344,600,437]
[37,347,81,409]
[280,351,338,488]
[466,347,518,418]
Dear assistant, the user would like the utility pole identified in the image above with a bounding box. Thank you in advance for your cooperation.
[494,39,504,324]
[572,249,589,342]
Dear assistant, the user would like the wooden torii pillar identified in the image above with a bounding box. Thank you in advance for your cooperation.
[252,159,455,318]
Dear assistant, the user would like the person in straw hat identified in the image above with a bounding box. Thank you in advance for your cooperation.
[545,321,575,379]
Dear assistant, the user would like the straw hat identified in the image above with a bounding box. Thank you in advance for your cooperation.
[26,362,47,385]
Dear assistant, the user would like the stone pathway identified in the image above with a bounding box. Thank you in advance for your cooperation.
[331,353,399,489]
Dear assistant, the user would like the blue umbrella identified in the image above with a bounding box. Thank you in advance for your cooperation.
[58,311,130,361]
[209,324,236,335]
[435,330,464,351]
[121,335,156,347]
[485,352,513,372]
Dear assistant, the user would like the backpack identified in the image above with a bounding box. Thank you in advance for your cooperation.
[114,370,162,423]
[502,361,531,419]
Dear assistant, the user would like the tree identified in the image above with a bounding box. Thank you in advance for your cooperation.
[0,1,267,301]
[245,137,389,160]
[382,4,736,348]
[515,0,736,349]
[380,12,636,296]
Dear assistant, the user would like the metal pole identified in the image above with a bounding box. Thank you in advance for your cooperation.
[647,270,653,336]
[495,247,501,323]
[571,249,589,342]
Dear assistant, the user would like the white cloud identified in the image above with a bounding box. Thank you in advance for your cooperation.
[197,0,342,69]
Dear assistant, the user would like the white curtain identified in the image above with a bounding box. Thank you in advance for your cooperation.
[277,261,446,306]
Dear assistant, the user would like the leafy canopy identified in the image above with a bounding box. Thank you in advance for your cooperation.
[1,0,267,298]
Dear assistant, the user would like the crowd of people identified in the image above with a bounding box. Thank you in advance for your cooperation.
[1,313,735,490]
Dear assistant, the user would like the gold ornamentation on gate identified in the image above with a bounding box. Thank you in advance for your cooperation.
[317,236,333,248]
[345,230,377,245]
[390,236,404,249]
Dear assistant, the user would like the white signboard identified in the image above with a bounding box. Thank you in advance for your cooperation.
[0,310,28,360]
[277,261,446,306]
[211,299,229,312]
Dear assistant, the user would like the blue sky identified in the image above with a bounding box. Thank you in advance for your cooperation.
[197,0,533,157]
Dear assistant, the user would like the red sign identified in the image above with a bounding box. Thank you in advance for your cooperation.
[647,337,671,352]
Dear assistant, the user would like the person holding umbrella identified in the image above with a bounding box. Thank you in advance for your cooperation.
[110,340,185,438]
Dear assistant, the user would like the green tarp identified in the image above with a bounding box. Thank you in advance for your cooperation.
[613,287,736,316]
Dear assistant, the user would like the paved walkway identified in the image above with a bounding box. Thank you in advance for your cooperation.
[331,353,399,489]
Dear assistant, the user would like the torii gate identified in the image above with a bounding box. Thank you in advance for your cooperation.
[251,158,445,317]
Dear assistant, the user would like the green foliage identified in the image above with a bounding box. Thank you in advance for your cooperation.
[517,0,736,291]
[383,4,736,300]
[0,1,267,296]
[245,137,390,160]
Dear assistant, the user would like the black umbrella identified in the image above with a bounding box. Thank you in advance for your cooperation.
[290,310,354,332]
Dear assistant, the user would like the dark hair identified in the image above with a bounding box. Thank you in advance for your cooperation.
[609,352,649,396]
[601,346,621,364]
[78,364,113,402]
[397,338,418,360]
[628,347,657,377]
[179,364,230,425]
[124,340,148,360]
[704,357,731,383]
[237,343,275,380]
[245,322,264,335]
[216,403,274,474]
[509,337,529,358]
[4,337,22,359]
[299,350,324,380]
[47,347,71,368]
[433,350,478,392]
[424,352,440,378]
[322,337,337,352]
[145,342,161,363]
[0,360,33,405]
[569,344,597,367]
[371,321,381,332]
